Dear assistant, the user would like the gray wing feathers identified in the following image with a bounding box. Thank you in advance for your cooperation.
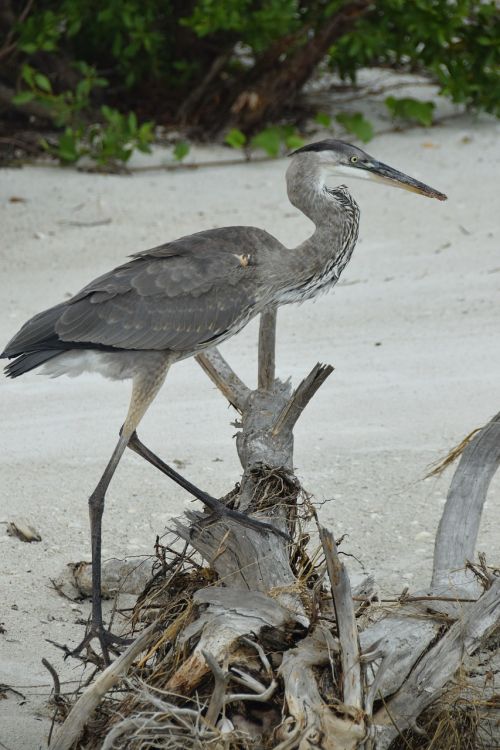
[56,230,260,352]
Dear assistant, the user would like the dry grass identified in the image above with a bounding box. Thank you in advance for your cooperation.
[391,694,500,750]
[425,427,483,479]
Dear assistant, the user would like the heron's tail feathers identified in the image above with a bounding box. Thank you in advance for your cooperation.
[4,350,61,378]
[1,302,67,378]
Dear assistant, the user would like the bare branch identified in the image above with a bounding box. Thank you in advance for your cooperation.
[225,676,277,704]
[432,411,500,591]
[49,622,159,750]
[195,347,251,412]
[258,307,277,391]
[202,650,229,726]
[177,52,232,122]
[319,526,363,711]
[272,362,334,436]
[41,658,62,701]
[224,636,278,703]
[240,635,272,676]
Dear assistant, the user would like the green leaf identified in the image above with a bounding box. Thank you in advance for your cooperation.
[284,134,304,150]
[101,105,121,124]
[19,43,38,54]
[250,127,282,157]
[128,111,138,132]
[174,141,190,161]
[21,65,35,87]
[137,141,153,154]
[138,121,154,139]
[57,129,81,163]
[224,128,247,149]
[385,97,435,127]
[335,112,374,143]
[314,111,332,128]
[34,73,52,93]
[12,91,35,105]
[67,19,82,36]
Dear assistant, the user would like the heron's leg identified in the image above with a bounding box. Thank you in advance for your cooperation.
[70,432,131,662]
[127,432,289,540]
[71,361,170,665]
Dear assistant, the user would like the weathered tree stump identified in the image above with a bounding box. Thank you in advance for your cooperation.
[49,311,499,750]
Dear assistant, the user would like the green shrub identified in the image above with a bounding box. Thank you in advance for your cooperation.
[2,0,498,166]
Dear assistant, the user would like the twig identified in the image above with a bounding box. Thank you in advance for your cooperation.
[272,362,334,436]
[202,650,229,726]
[177,52,232,122]
[319,525,363,711]
[195,347,250,412]
[42,657,69,746]
[241,635,272,675]
[0,684,25,700]
[0,0,34,61]
[49,621,159,750]
[258,307,277,391]
[41,658,61,699]
[224,636,277,703]
[466,555,496,589]
[225,674,277,704]
[57,218,112,228]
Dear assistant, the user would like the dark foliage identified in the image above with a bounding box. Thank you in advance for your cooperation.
[0,1,498,164]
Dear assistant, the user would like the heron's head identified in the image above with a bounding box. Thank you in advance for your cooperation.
[290,139,447,201]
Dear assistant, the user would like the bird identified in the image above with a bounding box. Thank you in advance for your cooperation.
[1,140,446,662]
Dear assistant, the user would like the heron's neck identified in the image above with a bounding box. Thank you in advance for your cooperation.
[280,157,360,303]
[286,157,342,227]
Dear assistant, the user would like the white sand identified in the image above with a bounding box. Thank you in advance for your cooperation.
[1,117,499,748]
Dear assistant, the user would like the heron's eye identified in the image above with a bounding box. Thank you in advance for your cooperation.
[350,156,358,164]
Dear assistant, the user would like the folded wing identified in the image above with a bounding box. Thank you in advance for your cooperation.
[56,228,260,352]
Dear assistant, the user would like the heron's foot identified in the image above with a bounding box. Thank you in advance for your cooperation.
[195,491,291,541]
[67,623,132,666]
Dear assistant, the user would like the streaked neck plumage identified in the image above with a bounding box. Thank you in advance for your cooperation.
[280,154,360,303]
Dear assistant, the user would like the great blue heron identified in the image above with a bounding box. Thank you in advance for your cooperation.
[1,140,446,662]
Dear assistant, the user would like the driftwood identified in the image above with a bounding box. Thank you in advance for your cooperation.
[49,309,499,750]
[49,623,159,750]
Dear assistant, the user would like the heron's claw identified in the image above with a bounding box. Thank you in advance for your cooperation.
[195,492,291,541]
[64,624,132,666]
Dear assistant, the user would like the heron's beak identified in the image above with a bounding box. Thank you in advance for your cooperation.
[362,160,447,201]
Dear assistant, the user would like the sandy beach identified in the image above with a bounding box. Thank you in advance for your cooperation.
[1,116,499,748]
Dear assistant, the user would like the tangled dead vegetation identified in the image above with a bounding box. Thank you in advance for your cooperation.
[46,331,500,750]
[51,527,499,750]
